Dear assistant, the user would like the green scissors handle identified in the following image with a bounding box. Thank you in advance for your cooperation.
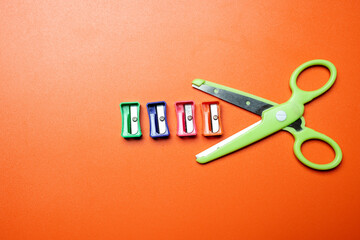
[286,59,341,170]
[289,59,337,104]
[291,126,342,170]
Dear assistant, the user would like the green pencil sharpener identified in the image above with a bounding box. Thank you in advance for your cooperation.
[120,102,142,138]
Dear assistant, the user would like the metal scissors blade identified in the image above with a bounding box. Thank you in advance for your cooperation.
[192,79,303,132]
[192,81,273,116]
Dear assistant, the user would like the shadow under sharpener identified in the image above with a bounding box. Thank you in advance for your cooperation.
[146,101,170,138]
[120,102,142,138]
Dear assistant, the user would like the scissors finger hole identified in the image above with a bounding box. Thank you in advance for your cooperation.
[301,139,335,165]
[296,66,330,92]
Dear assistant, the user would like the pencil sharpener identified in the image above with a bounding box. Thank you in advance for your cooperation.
[175,101,197,137]
[120,102,142,138]
[146,101,170,138]
[201,101,222,136]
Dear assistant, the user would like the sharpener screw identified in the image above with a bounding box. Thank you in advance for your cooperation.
[132,117,138,122]
[159,116,165,121]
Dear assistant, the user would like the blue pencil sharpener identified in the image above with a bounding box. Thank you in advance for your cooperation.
[146,101,170,138]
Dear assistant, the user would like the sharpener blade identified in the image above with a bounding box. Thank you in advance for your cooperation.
[130,105,139,134]
[156,105,166,134]
[210,104,219,133]
[184,104,194,133]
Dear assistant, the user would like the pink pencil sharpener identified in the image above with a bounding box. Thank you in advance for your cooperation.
[175,101,197,137]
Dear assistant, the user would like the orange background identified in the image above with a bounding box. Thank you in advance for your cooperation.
[1,1,360,239]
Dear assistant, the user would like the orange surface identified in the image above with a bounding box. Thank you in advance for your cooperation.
[1,1,360,239]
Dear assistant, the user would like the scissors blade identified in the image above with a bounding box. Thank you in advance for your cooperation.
[192,79,274,116]
[286,118,304,132]
[192,79,304,132]
[196,116,284,163]
[196,120,262,161]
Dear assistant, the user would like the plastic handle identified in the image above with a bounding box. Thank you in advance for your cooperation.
[289,59,337,104]
[292,127,342,170]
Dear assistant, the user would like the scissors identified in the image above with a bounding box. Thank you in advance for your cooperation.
[192,59,342,170]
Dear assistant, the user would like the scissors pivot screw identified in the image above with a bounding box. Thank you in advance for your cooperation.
[275,110,287,122]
